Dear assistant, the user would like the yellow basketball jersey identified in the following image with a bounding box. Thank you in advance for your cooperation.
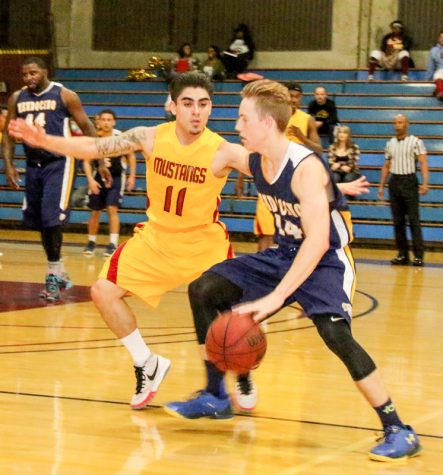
[286,109,310,143]
[146,121,226,231]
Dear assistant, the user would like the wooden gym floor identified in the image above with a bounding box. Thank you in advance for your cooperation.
[0,229,442,474]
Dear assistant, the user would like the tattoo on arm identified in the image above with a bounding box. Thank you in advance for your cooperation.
[95,128,147,157]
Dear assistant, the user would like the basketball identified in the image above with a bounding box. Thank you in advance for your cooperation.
[205,311,267,373]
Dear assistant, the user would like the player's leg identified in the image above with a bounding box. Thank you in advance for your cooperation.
[39,159,75,299]
[312,314,421,461]
[104,205,120,256]
[165,250,284,419]
[95,234,173,409]
[103,174,123,257]
[164,271,243,419]
[83,209,101,255]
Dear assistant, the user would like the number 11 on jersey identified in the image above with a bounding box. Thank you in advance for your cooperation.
[164,186,187,216]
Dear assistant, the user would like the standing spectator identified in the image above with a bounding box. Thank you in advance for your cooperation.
[308,86,339,149]
[368,21,413,81]
[202,45,226,81]
[328,126,361,185]
[169,43,201,80]
[1,56,105,301]
[378,114,429,266]
[425,30,443,100]
[222,24,255,79]
[83,109,136,257]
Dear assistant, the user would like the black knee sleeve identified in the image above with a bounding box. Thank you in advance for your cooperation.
[189,272,243,345]
[41,225,63,262]
[313,314,377,381]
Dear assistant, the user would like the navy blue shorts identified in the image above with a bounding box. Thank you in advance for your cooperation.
[87,173,124,210]
[23,158,75,229]
[209,246,356,322]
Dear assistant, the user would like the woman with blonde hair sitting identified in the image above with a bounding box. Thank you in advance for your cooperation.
[328,126,361,187]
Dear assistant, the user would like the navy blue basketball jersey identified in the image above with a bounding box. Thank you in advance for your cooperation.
[16,82,71,165]
[249,141,352,250]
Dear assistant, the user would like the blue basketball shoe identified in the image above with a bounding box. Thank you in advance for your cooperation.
[369,425,422,461]
[164,391,233,420]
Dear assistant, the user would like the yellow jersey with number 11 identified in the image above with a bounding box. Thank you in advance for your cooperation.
[145,121,226,231]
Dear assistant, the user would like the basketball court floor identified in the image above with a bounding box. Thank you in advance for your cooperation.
[0,230,442,474]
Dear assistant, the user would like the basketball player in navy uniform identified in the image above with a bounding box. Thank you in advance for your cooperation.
[83,109,136,257]
[2,57,106,301]
[165,80,421,462]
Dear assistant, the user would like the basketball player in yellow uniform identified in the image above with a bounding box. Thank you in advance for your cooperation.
[8,72,253,410]
[237,82,323,250]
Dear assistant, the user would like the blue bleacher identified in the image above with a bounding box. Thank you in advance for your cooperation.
[1,67,441,244]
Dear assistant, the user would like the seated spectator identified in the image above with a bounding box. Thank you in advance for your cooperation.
[169,43,201,80]
[308,86,339,149]
[222,24,255,79]
[425,30,443,100]
[368,20,413,81]
[202,45,226,81]
[328,126,361,187]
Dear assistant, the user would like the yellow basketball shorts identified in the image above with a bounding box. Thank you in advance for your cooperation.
[99,221,233,308]
[254,196,275,236]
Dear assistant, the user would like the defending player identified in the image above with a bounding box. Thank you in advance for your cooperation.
[1,56,104,301]
[164,80,421,462]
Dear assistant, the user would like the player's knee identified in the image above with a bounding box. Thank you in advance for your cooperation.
[91,278,121,307]
[313,314,376,381]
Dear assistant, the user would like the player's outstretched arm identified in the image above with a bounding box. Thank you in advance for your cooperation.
[8,119,153,161]
[338,176,370,196]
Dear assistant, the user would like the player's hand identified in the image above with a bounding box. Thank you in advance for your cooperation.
[340,176,370,196]
[419,184,429,195]
[377,187,385,200]
[127,174,136,191]
[88,179,101,195]
[5,165,21,190]
[234,291,286,323]
[8,118,46,147]
[98,165,112,188]
[287,125,305,141]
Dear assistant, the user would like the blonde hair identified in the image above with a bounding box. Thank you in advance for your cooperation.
[335,125,353,148]
[241,79,292,132]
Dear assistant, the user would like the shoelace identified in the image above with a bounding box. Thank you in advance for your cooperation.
[134,366,147,394]
[375,426,399,443]
[237,377,252,395]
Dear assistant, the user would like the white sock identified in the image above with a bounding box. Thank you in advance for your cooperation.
[120,329,151,367]
[109,233,119,246]
[48,260,62,275]
[88,235,97,243]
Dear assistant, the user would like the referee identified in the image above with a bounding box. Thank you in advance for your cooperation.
[378,114,429,266]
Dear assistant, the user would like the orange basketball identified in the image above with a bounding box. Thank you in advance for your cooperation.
[205,311,267,373]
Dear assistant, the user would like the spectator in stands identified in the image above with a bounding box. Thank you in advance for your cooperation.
[83,109,136,257]
[308,86,339,149]
[169,43,201,80]
[368,21,413,82]
[378,114,429,267]
[202,45,226,81]
[425,30,443,100]
[328,126,361,186]
[222,23,255,79]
